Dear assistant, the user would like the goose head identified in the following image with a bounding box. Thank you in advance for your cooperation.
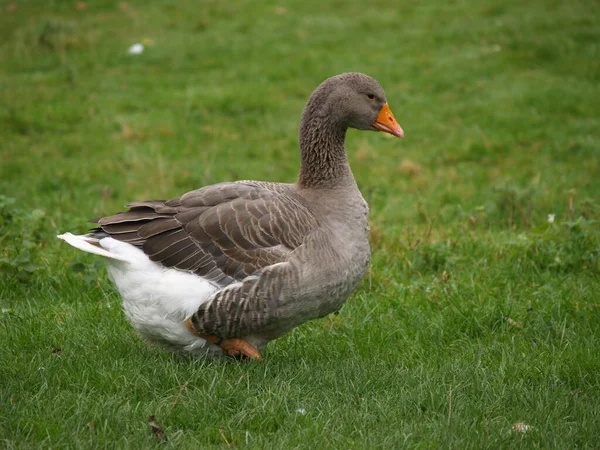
[309,73,404,138]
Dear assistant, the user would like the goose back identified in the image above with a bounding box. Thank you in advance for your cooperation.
[93,181,320,286]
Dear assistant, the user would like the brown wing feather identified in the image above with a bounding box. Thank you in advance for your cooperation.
[138,218,180,238]
[91,182,319,285]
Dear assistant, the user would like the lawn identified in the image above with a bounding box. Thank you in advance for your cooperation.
[1,0,599,448]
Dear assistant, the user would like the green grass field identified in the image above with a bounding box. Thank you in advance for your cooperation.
[1,0,599,448]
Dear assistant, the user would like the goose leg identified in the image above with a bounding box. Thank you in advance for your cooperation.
[184,318,262,360]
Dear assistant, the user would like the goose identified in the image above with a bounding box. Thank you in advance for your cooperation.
[58,73,403,360]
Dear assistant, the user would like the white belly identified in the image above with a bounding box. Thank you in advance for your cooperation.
[95,237,220,356]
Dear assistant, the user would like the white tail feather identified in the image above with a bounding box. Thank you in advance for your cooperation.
[57,232,222,356]
[57,233,131,262]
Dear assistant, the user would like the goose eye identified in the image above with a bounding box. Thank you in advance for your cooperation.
[367,94,375,100]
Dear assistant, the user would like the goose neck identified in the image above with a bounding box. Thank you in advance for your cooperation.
[297,111,352,189]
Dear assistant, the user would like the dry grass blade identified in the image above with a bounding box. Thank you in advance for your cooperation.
[219,428,232,447]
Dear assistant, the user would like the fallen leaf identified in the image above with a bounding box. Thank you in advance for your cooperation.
[148,415,167,441]
[75,2,88,10]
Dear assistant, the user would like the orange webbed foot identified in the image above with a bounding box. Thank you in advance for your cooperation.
[184,318,262,360]
[220,338,262,360]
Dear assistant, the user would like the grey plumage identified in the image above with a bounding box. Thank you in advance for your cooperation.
[90,73,401,346]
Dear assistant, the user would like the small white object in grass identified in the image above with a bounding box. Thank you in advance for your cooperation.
[128,43,144,55]
[512,422,531,433]
[296,408,306,415]
[547,213,555,224]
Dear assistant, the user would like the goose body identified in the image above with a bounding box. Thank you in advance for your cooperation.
[59,73,403,359]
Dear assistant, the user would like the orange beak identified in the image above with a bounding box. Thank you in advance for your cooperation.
[373,103,404,138]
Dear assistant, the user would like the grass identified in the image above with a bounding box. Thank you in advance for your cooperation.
[1,0,599,447]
